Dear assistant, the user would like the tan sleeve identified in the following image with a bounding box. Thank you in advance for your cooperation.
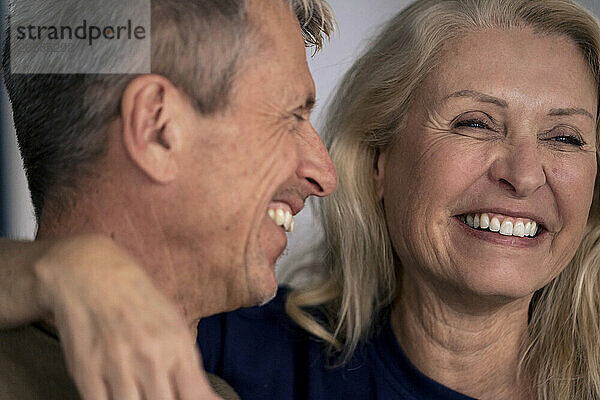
[206,373,241,400]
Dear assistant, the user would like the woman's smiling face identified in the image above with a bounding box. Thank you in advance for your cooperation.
[376,28,598,303]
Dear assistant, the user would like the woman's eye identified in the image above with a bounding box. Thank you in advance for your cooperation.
[293,113,306,122]
[549,135,585,147]
[454,119,490,130]
[544,126,587,148]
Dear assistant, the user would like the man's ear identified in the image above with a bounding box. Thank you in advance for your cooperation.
[121,74,183,183]
[374,150,387,201]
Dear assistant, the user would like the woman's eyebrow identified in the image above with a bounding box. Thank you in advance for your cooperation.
[442,90,508,108]
[548,107,594,120]
[443,91,594,120]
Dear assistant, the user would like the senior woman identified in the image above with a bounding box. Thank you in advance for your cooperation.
[277,0,600,398]
[198,0,600,399]
[0,0,599,399]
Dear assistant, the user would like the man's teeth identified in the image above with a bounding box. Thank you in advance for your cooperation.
[459,213,540,238]
[268,208,294,233]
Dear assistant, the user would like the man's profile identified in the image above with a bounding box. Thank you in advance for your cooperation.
[0,0,336,398]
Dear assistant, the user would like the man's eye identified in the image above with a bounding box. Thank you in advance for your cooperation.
[455,119,489,129]
[293,113,306,122]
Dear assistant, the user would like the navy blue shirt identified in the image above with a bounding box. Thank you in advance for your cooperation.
[197,287,476,400]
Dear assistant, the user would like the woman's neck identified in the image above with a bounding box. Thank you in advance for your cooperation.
[391,270,532,400]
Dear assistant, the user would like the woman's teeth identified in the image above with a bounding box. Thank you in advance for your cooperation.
[268,208,294,232]
[459,213,540,238]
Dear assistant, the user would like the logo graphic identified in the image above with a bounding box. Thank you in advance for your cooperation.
[10,0,151,74]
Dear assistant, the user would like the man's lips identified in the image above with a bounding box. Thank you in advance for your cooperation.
[272,197,305,216]
[266,195,306,233]
[268,204,294,232]
[267,199,304,233]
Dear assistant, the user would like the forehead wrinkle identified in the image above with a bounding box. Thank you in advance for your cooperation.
[443,90,509,108]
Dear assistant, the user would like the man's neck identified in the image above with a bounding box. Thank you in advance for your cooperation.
[391,269,532,400]
[35,183,232,329]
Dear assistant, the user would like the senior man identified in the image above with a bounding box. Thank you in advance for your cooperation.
[0,0,336,399]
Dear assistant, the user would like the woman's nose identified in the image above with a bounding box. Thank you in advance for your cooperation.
[488,139,546,198]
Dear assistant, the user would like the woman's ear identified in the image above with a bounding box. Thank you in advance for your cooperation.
[120,74,182,184]
[374,150,387,200]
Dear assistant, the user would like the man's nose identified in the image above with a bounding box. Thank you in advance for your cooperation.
[296,125,337,197]
[488,139,546,198]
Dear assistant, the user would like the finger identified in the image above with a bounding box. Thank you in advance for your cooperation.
[140,375,177,400]
[172,353,220,400]
[106,371,143,400]
[136,357,178,400]
[66,336,109,400]
[72,374,110,400]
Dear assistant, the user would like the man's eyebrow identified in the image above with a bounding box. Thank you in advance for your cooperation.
[291,95,316,115]
[301,96,316,112]
[442,90,508,108]
[548,107,595,120]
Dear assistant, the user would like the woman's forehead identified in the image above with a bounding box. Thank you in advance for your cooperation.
[421,28,598,114]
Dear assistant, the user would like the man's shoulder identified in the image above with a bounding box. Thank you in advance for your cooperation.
[0,324,80,400]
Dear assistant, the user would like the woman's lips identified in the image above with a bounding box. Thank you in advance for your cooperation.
[454,215,548,248]
[457,212,541,238]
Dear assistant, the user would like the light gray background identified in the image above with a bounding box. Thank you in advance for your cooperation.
[2,0,600,274]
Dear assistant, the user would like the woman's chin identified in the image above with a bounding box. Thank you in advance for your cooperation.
[451,269,551,305]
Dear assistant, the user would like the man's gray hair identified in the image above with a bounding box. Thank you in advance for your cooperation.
[2,0,334,221]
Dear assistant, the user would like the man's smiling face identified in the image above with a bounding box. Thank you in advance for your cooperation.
[169,0,337,311]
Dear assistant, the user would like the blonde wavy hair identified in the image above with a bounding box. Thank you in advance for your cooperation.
[285,0,600,398]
